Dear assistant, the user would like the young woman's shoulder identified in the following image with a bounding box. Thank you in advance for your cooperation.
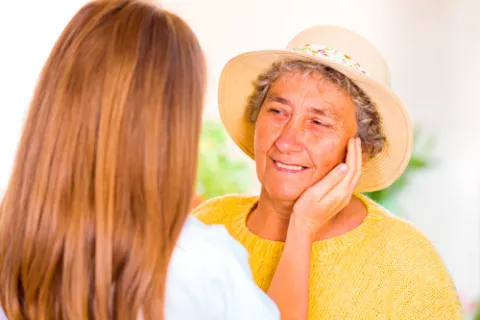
[164,216,279,319]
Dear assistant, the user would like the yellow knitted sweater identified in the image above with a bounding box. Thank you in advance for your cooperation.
[192,194,463,319]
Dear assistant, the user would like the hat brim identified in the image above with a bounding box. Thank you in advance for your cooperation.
[218,49,413,192]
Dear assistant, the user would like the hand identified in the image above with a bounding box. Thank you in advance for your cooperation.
[291,137,363,237]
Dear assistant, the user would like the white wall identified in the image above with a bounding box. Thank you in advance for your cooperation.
[0,1,86,190]
[1,0,479,312]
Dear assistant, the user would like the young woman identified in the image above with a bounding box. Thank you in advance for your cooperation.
[0,0,316,319]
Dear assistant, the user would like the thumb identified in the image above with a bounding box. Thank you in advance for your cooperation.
[305,163,348,200]
[294,163,348,218]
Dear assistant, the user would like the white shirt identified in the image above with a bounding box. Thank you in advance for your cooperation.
[0,217,280,320]
[164,216,280,319]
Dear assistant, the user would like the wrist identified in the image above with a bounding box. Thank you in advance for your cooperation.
[288,214,317,244]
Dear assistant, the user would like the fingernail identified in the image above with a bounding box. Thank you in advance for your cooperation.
[336,164,348,174]
[356,137,361,146]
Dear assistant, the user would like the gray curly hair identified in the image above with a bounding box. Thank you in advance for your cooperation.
[246,59,386,159]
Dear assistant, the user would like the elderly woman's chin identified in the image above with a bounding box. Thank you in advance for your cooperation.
[257,160,315,202]
[260,176,308,203]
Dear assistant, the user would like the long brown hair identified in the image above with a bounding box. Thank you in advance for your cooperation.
[0,0,206,319]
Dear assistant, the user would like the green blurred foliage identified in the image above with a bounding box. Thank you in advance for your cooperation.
[196,121,253,200]
[363,126,436,215]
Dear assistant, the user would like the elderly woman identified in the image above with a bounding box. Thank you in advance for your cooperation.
[193,26,463,319]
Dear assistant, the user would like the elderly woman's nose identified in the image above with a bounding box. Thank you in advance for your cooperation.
[274,121,303,153]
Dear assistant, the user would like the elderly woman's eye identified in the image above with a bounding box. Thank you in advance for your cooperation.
[267,108,281,114]
[313,119,325,126]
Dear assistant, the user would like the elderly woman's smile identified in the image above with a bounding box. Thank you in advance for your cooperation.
[254,72,357,202]
[272,160,308,172]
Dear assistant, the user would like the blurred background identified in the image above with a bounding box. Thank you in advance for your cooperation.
[1,0,479,318]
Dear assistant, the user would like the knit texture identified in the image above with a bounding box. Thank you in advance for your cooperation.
[192,194,464,319]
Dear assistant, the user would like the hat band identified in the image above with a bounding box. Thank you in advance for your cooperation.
[292,44,370,76]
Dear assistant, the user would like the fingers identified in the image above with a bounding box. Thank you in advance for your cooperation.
[322,137,362,208]
[291,137,364,229]
[332,138,356,190]
[307,162,348,202]
[342,137,363,190]
[296,137,362,208]
[313,137,360,199]
[345,137,357,181]
[352,137,363,189]
[293,160,348,215]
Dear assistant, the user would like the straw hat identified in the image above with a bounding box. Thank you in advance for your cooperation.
[218,25,413,192]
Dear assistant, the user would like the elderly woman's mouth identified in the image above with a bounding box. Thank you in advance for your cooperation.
[273,160,309,172]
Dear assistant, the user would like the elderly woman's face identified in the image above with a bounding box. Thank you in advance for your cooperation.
[254,73,358,201]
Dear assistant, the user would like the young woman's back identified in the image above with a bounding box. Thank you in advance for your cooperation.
[0,1,279,319]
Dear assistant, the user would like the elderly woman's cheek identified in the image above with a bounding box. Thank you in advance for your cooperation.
[255,120,281,151]
[329,139,348,166]
[253,124,270,172]
[309,136,348,173]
